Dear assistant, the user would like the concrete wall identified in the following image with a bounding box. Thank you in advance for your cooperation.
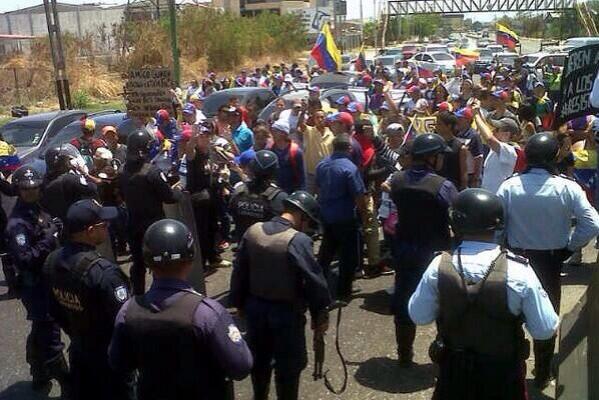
[0,7,125,53]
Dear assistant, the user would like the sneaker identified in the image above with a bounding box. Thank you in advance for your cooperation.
[210,259,232,269]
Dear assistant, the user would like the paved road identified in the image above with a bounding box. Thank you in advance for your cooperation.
[0,238,593,399]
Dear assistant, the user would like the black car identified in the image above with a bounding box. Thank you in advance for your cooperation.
[27,111,141,175]
[202,88,276,122]
[0,110,88,165]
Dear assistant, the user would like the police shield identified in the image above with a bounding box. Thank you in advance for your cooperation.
[164,191,206,294]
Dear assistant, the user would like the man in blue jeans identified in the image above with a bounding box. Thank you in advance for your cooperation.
[316,134,367,301]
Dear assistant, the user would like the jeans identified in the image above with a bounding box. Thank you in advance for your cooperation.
[318,219,360,300]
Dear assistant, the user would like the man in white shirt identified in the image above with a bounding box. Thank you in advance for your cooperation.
[473,103,519,193]
[190,94,207,122]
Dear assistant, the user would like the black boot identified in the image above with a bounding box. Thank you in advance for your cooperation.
[251,368,272,400]
[396,324,416,368]
[45,353,71,400]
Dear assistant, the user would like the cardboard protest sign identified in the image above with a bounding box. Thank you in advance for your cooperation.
[556,44,599,125]
[123,67,173,121]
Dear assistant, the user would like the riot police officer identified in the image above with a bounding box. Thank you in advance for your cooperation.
[409,188,559,399]
[119,129,181,294]
[497,132,599,388]
[41,144,98,222]
[230,150,288,241]
[231,191,331,400]
[109,219,253,400]
[389,133,458,367]
[43,199,133,400]
[6,166,68,394]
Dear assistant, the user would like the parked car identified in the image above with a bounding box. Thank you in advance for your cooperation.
[373,54,404,78]
[310,72,359,89]
[561,36,599,51]
[202,87,276,122]
[423,44,450,54]
[340,54,355,71]
[408,51,456,74]
[522,52,567,70]
[494,52,519,67]
[26,111,140,175]
[381,47,403,56]
[473,48,494,73]
[485,44,504,54]
[0,110,88,165]
[401,44,419,59]
[257,88,361,122]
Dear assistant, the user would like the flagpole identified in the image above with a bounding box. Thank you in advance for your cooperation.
[359,0,363,38]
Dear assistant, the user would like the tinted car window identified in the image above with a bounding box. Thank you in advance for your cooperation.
[1,120,48,147]
[433,53,454,61]
[203,91,244,117]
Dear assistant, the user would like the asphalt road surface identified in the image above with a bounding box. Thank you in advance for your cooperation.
[0,237,594,400]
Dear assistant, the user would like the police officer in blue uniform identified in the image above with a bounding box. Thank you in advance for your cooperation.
[6,166,68,394]
[497,132,599,388]
[119,129,181,294]
[230,150,288,241]
[41,144,98,223]
[409,188,559,400]
[389,133,458,367]
[43,199,134,400]
[231,191,331,400]
[109,219,253,400]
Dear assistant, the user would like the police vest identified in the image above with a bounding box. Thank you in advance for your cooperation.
[390,171,451,251]
[437,251,525,358]
[232,184,281,238]
[124,291,230,400]
[245,222,298,302]
[44,249,103,341]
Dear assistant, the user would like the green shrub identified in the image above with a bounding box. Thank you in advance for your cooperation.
[72,89,91,109]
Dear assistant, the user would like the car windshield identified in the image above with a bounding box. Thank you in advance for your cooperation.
[498,55,517,63]
[523,55,540,65]
[378,58,396,66]
[1,120,48,147]
[433,53,454,61]
[385,49,402,55]
[203,91,247,117]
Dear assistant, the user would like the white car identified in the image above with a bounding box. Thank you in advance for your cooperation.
[485,44,504,54]
[423,44,450,54]
[561,36,599,51]
[494,52,519,67]
[408,51,456,74]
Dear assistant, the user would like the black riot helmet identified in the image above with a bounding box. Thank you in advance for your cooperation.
[44,143,80,173]
[126,129,155,161]
[450,188,504,235]
[12,166,43,190]
[525,132,559,168]
[143,219,195,267]
[411,133,451,158]
[249,150,279,179]
[283,190,320,224]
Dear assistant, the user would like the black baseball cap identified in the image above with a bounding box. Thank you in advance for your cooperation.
[66,199,118,234]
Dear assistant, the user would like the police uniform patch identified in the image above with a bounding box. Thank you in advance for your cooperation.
[15,233,27,247]
[114,286,129,303]
[227,324,242,343]
[160,172,168,182]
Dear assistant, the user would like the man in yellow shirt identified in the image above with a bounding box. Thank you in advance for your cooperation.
[298,110,334,194]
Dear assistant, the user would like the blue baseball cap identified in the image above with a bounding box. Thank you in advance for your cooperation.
[234,149,256,166]
[182,103,196,115]
[66,199,117,234]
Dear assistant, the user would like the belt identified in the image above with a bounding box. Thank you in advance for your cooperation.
[510,248,561,255]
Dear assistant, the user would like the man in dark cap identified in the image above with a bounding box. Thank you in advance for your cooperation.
[110,219,253,400]
[44,199,133,400]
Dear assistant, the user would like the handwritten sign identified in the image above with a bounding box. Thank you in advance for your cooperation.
[409,116,437,135]
[556,44,599,124]
[123,67,173,120]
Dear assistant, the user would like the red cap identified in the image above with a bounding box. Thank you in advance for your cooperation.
[326,111,354,128]
[437,102,451,112]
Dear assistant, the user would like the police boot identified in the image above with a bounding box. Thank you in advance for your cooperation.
[45,353,71,400]
[251,369,272,400]
[274,376,300,400]
[1,258,19,298]
[26,337,52,394]
[396,325,416,368]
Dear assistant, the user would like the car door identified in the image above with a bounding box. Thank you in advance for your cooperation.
[410,53,422,69]
[43,112,86,148]
[422,53,434,71]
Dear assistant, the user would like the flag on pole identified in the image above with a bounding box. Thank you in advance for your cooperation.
[310,22,342,72]
[416,66,434,78]
[354,45,367,72]
[496,23,520,49]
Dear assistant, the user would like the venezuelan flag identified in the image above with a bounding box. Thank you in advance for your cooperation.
[310,22,342,72]
[454,48,479,67]
[354,45,366,72]
[496,23,519,50]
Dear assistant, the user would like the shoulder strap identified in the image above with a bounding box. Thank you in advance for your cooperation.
[73,250,102,278]
[134,289,204,315]
[263,185,282,201]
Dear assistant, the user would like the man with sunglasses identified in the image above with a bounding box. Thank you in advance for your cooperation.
[43,199,134,400]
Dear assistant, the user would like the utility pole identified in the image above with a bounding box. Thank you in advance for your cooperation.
[168,0,180,87]
[43,0,72,110]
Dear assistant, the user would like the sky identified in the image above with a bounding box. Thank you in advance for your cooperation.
[0,0,506,22]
